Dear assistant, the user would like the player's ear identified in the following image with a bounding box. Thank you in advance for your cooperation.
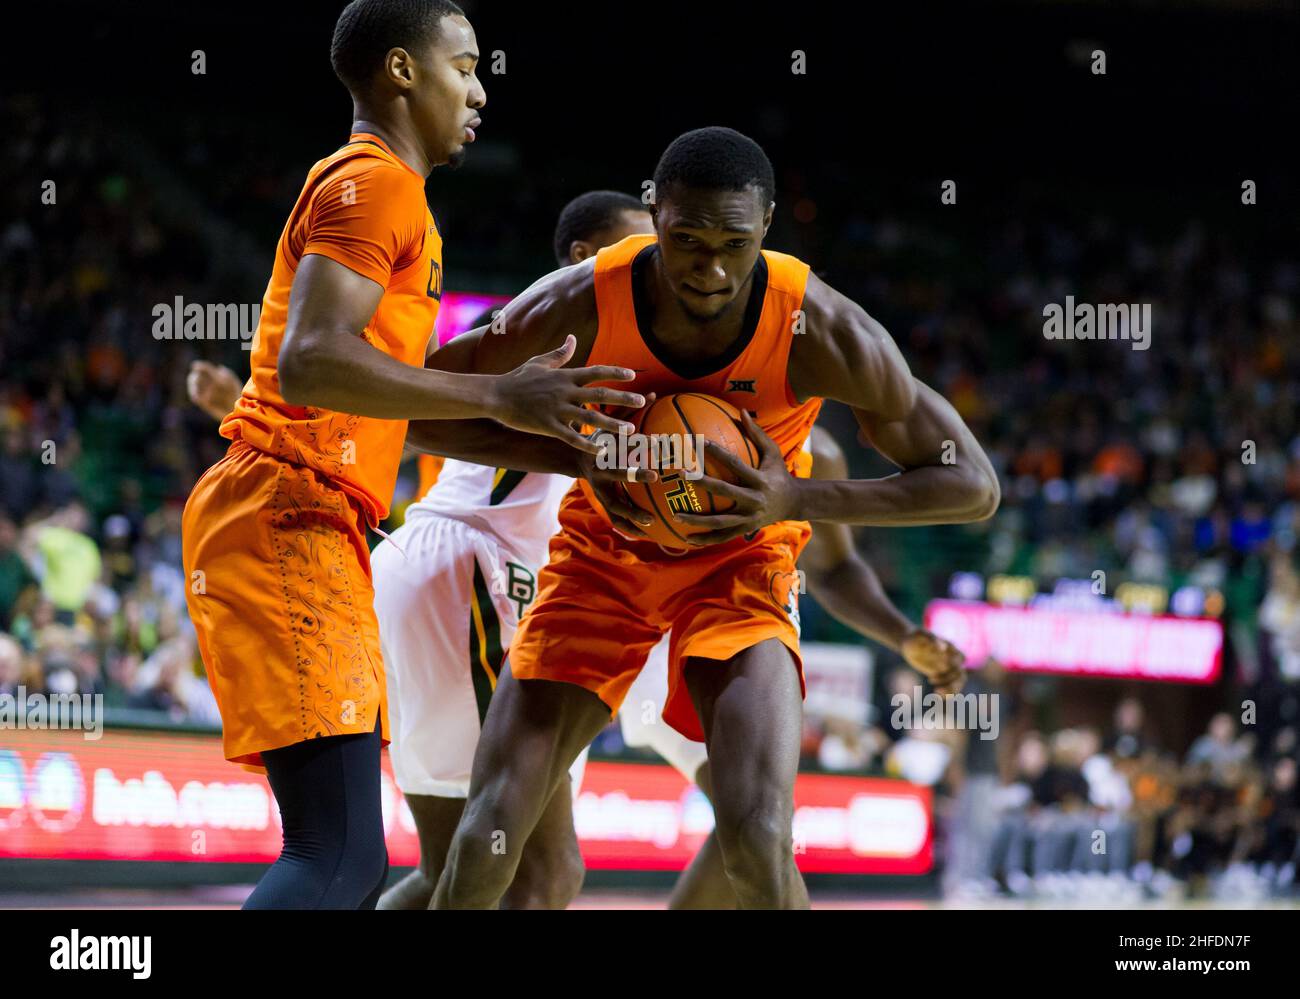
[762,201,775,236]
[569,242,592,264]
[384,47,418,90]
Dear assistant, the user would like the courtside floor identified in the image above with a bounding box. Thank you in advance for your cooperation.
[2,887,1296,910]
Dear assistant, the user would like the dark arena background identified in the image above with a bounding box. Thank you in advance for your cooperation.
[0,0,1298,978]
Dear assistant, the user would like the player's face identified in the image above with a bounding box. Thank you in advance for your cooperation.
[412,15,486,167]
[652,187,773,322]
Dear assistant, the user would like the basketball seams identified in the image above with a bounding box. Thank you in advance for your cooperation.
[628,395,694,549]
[669,395,715,515]
[626,393,761,547]
[681,393,755,513]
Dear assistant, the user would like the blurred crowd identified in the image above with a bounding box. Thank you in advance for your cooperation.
[830,197,1300,688]
[0,101,223,723]
[2,97,1299,900]
[0,500,218,726]
[802,663,1300,901]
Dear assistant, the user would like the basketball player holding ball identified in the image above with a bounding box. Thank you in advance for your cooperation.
[189,191,963,910]
[406,126,999,909]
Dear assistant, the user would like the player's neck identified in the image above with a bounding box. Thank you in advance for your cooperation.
[349,115,432,177]
[645,253,755,356]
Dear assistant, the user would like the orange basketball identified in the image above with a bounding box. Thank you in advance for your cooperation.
[622,393,760,552]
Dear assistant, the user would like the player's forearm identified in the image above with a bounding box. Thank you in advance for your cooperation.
[405,417,580,474]
[793,463,999,526]
[805,554,914,651]
[278,330,502,420]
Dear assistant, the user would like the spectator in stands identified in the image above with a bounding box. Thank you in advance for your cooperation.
[0,514,37,628]
[0,633,23,697]
[129,635,220,725]
[0,428,39,521]
[1186,712,1251,780]
[943,657,1010,898]
[19,501,101,624]
[1250,756,1298,885]
[1260,554,1300,681]
[102,649,142,710]
[1104,696,1149,760]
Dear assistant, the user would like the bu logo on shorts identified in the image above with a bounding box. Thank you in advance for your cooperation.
[492,561,537,618]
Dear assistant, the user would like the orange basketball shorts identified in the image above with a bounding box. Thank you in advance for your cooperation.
[182,440,388,769]
[508,484,810,742]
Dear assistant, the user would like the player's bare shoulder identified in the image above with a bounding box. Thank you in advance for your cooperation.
[789,272,916,420]
[489,258,600,367]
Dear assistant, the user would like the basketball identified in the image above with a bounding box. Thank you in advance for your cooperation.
[622,393,760,551]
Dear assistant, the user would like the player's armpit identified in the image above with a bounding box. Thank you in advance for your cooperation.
[463,262,601,375]
[407,268,647,464]
[789,273,916,420]
[425,326,486,374]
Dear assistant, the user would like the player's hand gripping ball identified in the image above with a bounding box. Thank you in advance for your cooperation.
[619,393,761,552]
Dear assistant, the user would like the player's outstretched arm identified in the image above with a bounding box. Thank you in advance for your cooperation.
[839,378,1001,525]
[278,254,642,450]
[679,278,999,539]
[791,273,999,525]
[406,265,657,497]
[801,426,965,693]
[716,378,996,529]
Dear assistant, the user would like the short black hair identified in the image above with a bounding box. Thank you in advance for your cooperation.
[652,126,775,208]
[552,190,645,266]
[331,0,465,96]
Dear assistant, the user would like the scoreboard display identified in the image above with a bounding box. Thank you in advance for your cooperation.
[926,574,1224,683]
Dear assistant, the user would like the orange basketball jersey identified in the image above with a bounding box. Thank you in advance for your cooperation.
[578,234,823,521]
[220,132,443,526]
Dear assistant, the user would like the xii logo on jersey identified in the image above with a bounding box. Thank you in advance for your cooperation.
[727,378,757,393]
[663,473,702,516]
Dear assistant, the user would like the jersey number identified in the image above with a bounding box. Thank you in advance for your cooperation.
[426,259,443,301]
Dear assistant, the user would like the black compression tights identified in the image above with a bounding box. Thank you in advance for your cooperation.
[242,722,390,910]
